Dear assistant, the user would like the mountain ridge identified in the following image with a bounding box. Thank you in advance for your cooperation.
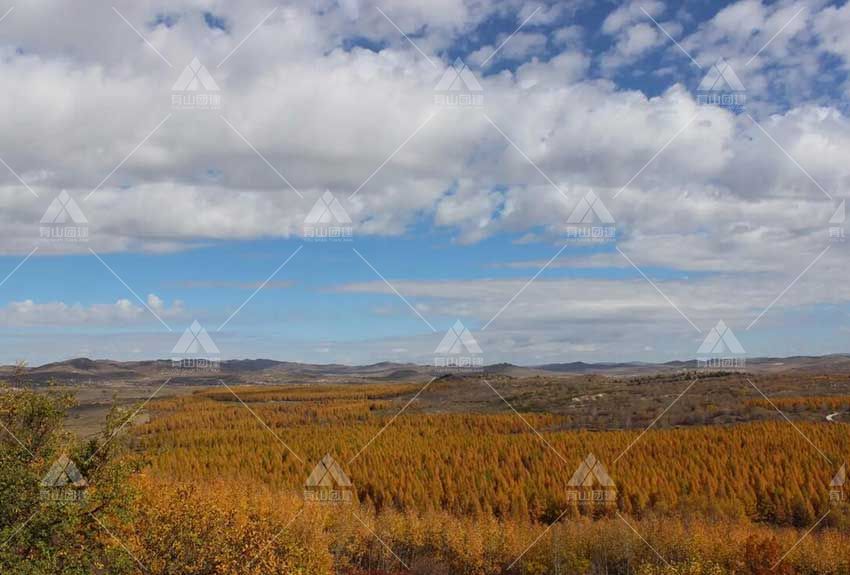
[3,352,850,384]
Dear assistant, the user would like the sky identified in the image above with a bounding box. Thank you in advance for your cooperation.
[1,0,850,366]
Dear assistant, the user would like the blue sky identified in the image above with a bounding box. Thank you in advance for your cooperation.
[1,0,850,365]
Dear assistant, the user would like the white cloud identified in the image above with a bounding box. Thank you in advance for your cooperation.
[331,249,848,362]
[679,0,817,110]
[0,0,849,365]
[0,0,844,267]
[469,32,549,67]
[601,0,665,35]
[814,2,850,66]
[600,23,663,71]
[0,294,184,326]
[336,267,849,329]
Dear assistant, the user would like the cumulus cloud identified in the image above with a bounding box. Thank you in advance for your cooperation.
[815,1,850,64]
[600,22,664,71]
[601,0,665,35]
[0,0,849,364]
[0,295,184,326]
[0,0,844,264]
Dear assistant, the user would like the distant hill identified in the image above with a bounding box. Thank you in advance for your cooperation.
[3,353,850,385]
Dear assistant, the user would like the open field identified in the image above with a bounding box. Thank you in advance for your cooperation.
[60,382,207,437]
[21,355,850,436]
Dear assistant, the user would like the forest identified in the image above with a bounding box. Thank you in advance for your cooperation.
[2,375,850,574]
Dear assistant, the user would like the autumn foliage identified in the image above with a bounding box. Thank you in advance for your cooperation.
[5,379,850,574]
[137,384,850,526]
